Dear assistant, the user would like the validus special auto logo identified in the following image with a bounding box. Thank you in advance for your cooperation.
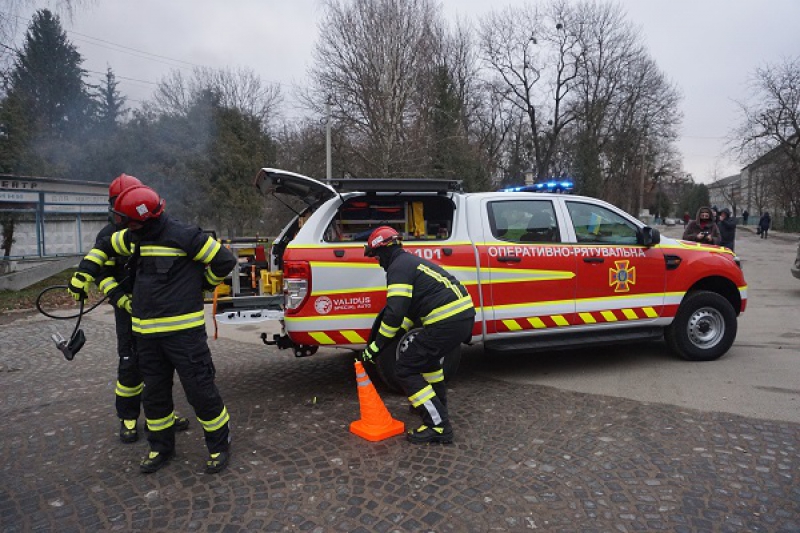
[314,296,333,315]
[314,295,372,314]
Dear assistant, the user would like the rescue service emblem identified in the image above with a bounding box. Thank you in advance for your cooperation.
[314,296,332,315]
[609,260,636,293]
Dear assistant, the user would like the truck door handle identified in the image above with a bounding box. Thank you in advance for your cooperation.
[334,250,345,258]
[498,256,521,263]
[583,257,604,263]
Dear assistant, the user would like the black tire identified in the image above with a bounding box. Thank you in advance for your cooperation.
[665,290,737,361]
[375,328,462,392]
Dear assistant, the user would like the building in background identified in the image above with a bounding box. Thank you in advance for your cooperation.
[708,174,742,215]
[0,175,107,258]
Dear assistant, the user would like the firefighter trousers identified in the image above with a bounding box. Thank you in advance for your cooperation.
[113,306,142,421]
[136,328,230,455]
[395,317,474,428]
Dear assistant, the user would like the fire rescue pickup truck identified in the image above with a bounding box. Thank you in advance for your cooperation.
[216,168,747,391]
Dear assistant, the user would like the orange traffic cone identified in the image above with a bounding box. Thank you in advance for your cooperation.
[350,361,405,442]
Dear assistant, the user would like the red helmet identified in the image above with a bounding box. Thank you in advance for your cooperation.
[108,174,142,200]
[364,226,401,257]
[112,185,165,226]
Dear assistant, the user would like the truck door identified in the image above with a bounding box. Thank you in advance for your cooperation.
[478,197,577,337]
[563,200,666,326]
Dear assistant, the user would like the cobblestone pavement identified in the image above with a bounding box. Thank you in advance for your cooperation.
[1,315,798,533]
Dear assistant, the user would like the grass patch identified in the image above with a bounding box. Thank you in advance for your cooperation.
[0,269,103,312]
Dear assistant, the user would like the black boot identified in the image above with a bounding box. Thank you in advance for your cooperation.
[174,415,190,432]
[140,450,173,473]
[206,450,230,474]
[119,419,138,444]
[407,423,454,444]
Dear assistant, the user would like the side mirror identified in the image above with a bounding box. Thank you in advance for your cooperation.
[637,226,660,247]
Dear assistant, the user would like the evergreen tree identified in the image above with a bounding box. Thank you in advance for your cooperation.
[8,9,91,137]
[95,66,127,134]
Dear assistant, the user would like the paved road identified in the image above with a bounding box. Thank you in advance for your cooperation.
[1,227,798,532]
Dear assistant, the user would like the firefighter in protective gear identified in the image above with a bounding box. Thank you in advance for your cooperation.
[69,184,236,474]
[77,174,190,444]
[364,226,475,444]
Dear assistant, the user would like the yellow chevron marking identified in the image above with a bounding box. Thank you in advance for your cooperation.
[309,332,336,344]
[502,320,522,331]
[341,330,365,343]
[601,311,617,322]
[579,312,596,324]
[551,315,569,327]
[643,307,658,318]
[527,317,547,329]
[622,308,638,320]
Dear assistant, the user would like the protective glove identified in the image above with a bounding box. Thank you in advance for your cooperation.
[116,294,133,314]
[67,272,91,301]
[360,343,379,364]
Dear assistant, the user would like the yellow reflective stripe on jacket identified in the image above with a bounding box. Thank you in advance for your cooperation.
[84,248,108,267]
[140,245,187,257]
[198,406,229,432]
[422,369,444,383]
[422,295,474,326]
[387,283,413,298]
[98,277,119,295]
[193,237,222,264]
[111,230,133,256]
[147,411,177,431]
[417,264,464,298]
[104,258,116,266]
[368,341,379,352]
[115,381,143,398]
[401,317,414,331]
[409,385,436,407]
[131,310,205,334]
[204,269,225,285]
[379,321,401,338]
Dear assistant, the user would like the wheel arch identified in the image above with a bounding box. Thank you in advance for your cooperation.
[685,276,742,316]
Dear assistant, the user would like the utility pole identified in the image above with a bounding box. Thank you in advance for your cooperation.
[326,95,332,181]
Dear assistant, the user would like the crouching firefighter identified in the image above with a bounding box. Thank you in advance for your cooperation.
[362,226,475,444]
[68,173,189,444]
[68,184,236,474]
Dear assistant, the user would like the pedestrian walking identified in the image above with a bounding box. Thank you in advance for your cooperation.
[717,208,737,251]
[742,210,749,225]
[682,206,721,245]
[361,226,475,444]
[759,212,772,239]
[683,211,690,226]
[68,184,236,474]
[78,174,190,443]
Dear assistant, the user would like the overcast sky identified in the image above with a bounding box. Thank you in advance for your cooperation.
[13,0,800,183]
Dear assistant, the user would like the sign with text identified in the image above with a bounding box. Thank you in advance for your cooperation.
[0,190,39,202]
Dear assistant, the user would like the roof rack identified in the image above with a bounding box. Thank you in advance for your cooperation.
[326,178,463,194]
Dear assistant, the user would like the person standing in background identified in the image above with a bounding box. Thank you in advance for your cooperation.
[718,208,737,251]
[759,212,772,239]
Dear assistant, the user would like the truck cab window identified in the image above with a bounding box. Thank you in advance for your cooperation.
[488,200,559,243]
[566,201,638,245]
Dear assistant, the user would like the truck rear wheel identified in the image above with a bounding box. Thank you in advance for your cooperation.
[665,290,737,361]
[375,328,462,393]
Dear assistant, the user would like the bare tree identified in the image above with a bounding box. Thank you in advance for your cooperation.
[150,66,282,131]
[479,0,583,180]
[732,57,800,217]
[306,0,444,177]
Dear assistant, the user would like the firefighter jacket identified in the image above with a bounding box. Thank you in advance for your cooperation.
[77,214,236,336]
[371,247,475,353]
[92,223,133,308]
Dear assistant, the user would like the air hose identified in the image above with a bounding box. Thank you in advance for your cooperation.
[36,285,108,361]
